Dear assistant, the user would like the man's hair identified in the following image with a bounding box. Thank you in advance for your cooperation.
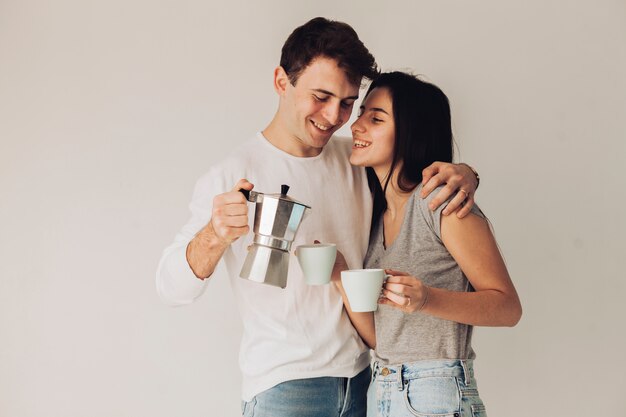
[280,17,379,86]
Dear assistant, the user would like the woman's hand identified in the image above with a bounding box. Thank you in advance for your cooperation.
[380,269,430,314]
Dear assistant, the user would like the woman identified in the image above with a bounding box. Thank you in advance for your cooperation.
[333,72,522,417]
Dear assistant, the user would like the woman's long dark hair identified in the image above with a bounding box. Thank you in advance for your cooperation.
[365,72,454,226]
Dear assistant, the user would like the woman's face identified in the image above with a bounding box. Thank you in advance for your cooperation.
[349,87,396,171]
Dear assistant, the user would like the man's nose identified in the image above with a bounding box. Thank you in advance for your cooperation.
[322,102,341,126]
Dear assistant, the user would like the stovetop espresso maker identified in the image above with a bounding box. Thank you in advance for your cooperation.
[239,184,311,288]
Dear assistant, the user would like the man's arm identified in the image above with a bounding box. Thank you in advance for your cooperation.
[420,162,480,218]
[156,178,253,306]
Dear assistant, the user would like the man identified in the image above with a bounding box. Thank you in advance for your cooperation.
[157,17,479,417]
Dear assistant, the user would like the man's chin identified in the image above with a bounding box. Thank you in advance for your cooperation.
[308,135,333,149]
[308,126,337,145]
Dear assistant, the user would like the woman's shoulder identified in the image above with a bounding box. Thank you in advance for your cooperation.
[408,184,442,236]
[409,184,486,239]
[411,184,446,214]
[413,184,485,218]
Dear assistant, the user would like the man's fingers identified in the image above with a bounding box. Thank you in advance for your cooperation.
[212,214,249,229]
[217,179,256,205]
[210,182,254,245]
[215,190,248,206]
[421,162,442,186]
[212,198,249,218]
[456,194,475,218]
[232,178,254,193]
[212,222,250,242]
[223,214,250,228]
[427,183,456,211]
[222,225,250,241]
[420,173,445,198]
[221,204,248,217]
[441,189,468,216]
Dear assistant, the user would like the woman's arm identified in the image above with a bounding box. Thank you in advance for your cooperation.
[331,251,377,349]
[381,212,522,327]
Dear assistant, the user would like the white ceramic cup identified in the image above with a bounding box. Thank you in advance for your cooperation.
[295,244,337,285]
[340,269,389,312]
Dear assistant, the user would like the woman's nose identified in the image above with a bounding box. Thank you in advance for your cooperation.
[351,118,364,133]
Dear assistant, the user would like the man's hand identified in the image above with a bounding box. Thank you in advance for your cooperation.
[210,179,254,244]
[420,162,479,218]
[186,179,253,279]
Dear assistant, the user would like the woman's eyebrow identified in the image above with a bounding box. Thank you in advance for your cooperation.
[359,105,389,115]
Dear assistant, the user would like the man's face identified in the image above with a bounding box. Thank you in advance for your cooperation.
[278,57,360,154]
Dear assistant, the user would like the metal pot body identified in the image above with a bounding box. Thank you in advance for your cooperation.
[252,195,308,244]
[239,245,290,288]
[239,186,310,288]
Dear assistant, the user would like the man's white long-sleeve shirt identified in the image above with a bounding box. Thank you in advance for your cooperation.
[156,133,372,401]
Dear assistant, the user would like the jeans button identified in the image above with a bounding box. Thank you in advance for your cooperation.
[381,367,390,376]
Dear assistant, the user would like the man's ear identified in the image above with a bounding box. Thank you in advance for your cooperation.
[273,66,290,95]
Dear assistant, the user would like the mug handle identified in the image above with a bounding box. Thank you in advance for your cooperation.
[380,274,392,295]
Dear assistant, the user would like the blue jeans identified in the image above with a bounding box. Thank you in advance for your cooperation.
[241,366,371,417]
[368,360,487,417]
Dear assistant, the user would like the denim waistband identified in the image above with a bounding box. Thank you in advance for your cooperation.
[372,359,474,391]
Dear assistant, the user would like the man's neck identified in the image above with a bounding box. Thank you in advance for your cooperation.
[262,115,323,158]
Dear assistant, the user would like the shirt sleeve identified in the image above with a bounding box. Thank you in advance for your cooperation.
[155,167,227,306]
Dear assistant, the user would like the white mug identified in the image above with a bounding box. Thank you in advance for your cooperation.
[341,269,389,312]
[295,244,337,285]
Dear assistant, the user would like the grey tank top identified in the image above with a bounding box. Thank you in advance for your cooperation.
[364,184,484,365]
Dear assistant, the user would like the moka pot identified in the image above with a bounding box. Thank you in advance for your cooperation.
[239,184,310,288]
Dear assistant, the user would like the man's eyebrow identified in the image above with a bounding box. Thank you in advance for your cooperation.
[313,89,359,101]
[359,105,390,115]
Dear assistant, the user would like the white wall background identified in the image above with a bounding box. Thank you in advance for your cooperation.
[1,1,625,416]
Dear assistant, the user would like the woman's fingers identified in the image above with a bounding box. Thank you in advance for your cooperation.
[384,269,409,276]
[381,289,409,306]
[384,275,415,285]
[383,282,409,294]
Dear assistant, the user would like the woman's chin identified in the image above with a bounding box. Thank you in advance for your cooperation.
[349,154,365,167]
